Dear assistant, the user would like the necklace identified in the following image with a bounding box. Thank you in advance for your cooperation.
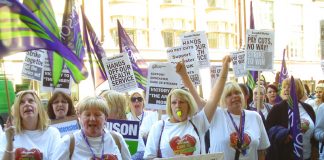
[136,111,144,126]
[81,130,105,160]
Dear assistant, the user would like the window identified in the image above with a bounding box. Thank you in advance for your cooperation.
[207,21,236,49]
[288,4,303,59]
[257,1,274,29]
[162,18,193,30]
[161,31,185,47]
[163,0,193,5]
[161,18,193,47]
[110,16,149,48]
[207,0,227,9]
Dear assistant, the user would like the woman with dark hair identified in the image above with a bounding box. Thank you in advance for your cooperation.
[47,91,75,120]
[239,83,250,109]
[266,84,280,106]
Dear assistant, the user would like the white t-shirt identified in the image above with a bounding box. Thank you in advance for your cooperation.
[299,104,315,159]
[139,111,168,138]
[0,126,60,160]
[53,130,122,160]
[249,102,272,119]
[144,110,209,159]
[305,98,319,113]
[0,125,3,134]
[315,103,324,159]
[209,108,270,160]
[126,110,151,124]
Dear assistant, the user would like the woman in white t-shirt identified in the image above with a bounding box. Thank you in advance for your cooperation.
[143,56,230,159]
[127,91,149,124]
[248,85,273,120]
[100,90,132,160]
[53,96,122,160]
[0,90,61,160]
[209,82,270,160]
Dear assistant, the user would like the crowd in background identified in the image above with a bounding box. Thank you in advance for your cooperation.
[0,55,323,160]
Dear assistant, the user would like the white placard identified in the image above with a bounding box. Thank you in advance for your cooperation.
[102,53,137,92]
[230,50,247,77]
[245,29,274,71]
[145,63,181,110]
[210,65,222,87]
[180,31,210,68]
[51,118,79,137]
[167,45,201,85]
[41,53,72,94]
[21,50,46,82]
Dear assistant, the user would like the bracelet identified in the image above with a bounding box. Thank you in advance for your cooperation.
[5,150,14,154]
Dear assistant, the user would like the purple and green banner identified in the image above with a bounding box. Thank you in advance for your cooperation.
[81,7,107,89]
[0,0,88,84]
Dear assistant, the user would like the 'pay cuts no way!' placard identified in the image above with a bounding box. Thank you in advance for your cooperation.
[245,29,274,71]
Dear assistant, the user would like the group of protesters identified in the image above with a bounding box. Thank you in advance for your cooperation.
[0,55,323,160]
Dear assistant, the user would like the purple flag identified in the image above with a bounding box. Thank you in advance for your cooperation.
[81,7,107,88]
[117,20,147,91]
[246,0,258,89]
[287,76,303,159]
[0,0,88,83]
[61,0,85,60]
[279,49,288,84]
[275,49,288,103]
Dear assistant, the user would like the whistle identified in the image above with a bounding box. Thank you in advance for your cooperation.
[176,110,182,117]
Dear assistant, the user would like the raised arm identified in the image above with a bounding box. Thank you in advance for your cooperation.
[203,55,231,122]
[2,126,15,160]
[176,60,206,109]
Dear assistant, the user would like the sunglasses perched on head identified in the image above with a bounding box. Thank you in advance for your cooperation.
[131,97,143,102]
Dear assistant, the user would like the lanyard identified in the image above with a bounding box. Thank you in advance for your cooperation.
[136,112,144,126]
[227,110,245,145]
[81,130,105,160]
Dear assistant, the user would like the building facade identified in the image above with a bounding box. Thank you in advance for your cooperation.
[2,0,324,99]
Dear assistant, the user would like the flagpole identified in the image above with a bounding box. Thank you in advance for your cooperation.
[1,59,11,115]
[257,71,261,112]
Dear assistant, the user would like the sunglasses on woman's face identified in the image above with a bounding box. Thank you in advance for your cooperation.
[131,97,143,102]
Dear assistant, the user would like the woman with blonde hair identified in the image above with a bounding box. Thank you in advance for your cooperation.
[53,96,122,159]
[208,82,270,160]
[100,90,127,120]
[127,91,150,126]
[0,90,60,160]
[266,77,318,160]
[100,90,132,160]
[144,56,230,159]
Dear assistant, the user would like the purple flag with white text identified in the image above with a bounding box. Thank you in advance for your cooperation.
[117,20,147,91]
[287,76,303,160]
